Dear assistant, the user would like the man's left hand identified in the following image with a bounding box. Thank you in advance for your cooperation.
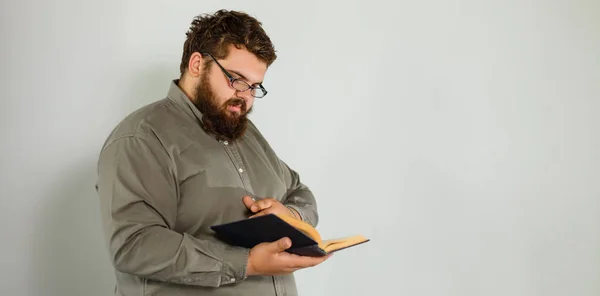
[242,196,299,219]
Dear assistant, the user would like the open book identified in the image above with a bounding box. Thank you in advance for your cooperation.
[210,214,369,257]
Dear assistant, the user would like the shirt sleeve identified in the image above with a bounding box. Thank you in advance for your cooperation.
[245,119,319,227]
[278,159,319,227]
[96,133,248,287]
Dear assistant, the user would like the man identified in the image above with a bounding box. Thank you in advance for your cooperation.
[95,9,329,296]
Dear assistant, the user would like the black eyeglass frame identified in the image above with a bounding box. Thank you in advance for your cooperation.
[201,52,268,98]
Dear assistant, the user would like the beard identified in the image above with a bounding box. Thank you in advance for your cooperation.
[192,74,252,142]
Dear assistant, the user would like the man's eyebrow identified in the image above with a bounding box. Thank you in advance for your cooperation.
[229,69,263,85]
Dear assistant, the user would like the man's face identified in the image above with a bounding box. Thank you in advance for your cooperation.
[193,45,268,141]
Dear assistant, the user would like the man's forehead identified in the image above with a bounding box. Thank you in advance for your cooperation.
[221,46,267,84]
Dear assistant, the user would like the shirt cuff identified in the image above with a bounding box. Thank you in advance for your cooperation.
[284,204,306,222]
[219,245,249,286]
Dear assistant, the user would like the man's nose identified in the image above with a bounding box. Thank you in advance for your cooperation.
[236,88,253,101]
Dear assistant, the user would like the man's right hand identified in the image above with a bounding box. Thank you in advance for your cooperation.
[245,237,331,276]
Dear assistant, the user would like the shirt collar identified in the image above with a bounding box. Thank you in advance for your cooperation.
[167,79,204,125]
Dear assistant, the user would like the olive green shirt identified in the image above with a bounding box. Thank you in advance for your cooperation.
[95,80,318,296]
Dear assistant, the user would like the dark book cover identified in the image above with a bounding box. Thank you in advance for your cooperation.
[210,214,328,256]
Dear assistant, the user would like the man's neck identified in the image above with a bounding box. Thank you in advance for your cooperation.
[177,76,197,103]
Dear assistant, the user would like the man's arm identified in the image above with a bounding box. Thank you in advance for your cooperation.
[245,120,319,226]
[96,133,248,287]
[278,159,319,227]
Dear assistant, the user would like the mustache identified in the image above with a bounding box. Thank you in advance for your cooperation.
[224,98,247,110]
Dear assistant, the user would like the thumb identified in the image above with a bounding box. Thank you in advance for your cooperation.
[242,195,255,209]
[269,237,291,253]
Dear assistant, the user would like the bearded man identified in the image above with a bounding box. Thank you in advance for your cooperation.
[95,9,329,296]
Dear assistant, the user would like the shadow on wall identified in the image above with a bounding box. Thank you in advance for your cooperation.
[30,65,177,296]
[31,159,115,296]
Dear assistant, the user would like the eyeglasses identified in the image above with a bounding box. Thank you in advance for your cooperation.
[201,52,268,98]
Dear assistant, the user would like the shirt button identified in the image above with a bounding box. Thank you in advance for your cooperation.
[238,168,244,173]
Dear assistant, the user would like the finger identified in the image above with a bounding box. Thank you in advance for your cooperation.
[251,198,273,213]
[249,210,272,218]
[289,254,331,268]
[282,267,302,274]
[252,199,271,212]
[267,237,291,253]
[242,195,256,209]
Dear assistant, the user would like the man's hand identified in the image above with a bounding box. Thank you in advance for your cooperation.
[246,237,331,276]
[242,196,300,219]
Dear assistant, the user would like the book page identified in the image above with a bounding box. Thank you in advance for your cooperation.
[320,235,369,253]
[276,214,322,243]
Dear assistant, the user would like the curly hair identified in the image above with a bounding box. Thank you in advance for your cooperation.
[179,9,277,75]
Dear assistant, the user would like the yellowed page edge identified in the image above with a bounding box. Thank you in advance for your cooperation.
[276,214,323,243]
[320,235,369,252]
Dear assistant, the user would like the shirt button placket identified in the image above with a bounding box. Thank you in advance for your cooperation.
[222,140,255,195]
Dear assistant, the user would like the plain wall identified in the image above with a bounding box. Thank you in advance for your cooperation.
[1,0,599,295]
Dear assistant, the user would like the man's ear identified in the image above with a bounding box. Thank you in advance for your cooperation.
[187,52,204,77]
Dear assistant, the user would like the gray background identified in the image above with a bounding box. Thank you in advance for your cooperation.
[1,0,599,295]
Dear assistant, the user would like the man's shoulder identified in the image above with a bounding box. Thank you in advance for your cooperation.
[244,119,276,152]
[244,119,265,141]
[100,97,181,149]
